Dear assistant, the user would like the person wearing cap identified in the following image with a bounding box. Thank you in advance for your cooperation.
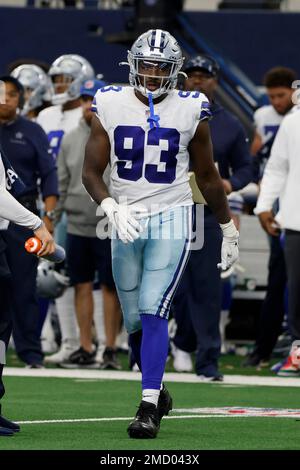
[0,76,58,368]
[54,79,122,369]
[171,55,252,380]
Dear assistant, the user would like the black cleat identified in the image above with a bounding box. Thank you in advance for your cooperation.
[157,384,173,423]
[242,353,270,368]
[0,415,20,433]
[100,347,121,370]
[127,401,160,439]
[0,427,14,437]
[61,346,97,368]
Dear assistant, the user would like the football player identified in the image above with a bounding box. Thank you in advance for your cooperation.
[37,54,95,160]
[37,54,95,364]
[251,66,297,176]
[10,64,51,120]
[83,29,239,439]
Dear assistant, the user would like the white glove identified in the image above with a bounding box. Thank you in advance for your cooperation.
[218,219,239,271]
[101,197,144,243]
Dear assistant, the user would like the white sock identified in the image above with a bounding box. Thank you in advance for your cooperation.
[93,289,106,348]
[55,287,79,343]
[40,307,55,343]
[142,389,160,407]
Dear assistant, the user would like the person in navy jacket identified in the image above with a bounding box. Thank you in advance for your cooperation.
[0,76,58,367]
[0,143,54,435]
[172,55,252,380]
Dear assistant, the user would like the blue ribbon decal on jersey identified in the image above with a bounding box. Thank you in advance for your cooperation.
[147,93,160,129]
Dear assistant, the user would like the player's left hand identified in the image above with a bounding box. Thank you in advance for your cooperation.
[218,219,239,271]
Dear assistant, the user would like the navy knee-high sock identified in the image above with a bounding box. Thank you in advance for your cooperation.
[141,314,169,390]
[129,330,143,371]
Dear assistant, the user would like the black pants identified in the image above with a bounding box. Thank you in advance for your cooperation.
[0,238,13,402]
[2,224,43,365]
[254,235,287,359]
[285,230,300,341]
[172,208,223,376]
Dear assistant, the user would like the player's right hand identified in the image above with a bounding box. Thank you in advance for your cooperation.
[258,210,280,236]
[101,197,144,243]
[34,223,56,256]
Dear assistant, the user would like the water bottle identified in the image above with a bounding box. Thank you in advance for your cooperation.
[25,237,65,263]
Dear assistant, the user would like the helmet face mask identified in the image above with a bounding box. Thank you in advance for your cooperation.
[36,261,69,299]
[52,74,73,92]
[127,29,184,98]
[48,54,95,105]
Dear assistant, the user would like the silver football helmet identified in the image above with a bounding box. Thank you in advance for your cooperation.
[126,29,184,98]
[11,64,52,115]
[36,261,70,299]
[48,54,95,105]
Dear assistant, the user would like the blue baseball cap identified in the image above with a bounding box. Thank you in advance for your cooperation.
[0,75,24,93]
[183,55,220,77]
[80,78,106,98]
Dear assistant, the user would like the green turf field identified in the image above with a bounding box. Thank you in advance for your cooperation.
[1,375,300,450]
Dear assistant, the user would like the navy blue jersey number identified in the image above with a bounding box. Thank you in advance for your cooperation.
[47,130,65,159]
[178,90,201,99]
[114,125,180,184]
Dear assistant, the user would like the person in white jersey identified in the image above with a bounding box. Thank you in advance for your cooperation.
[82,29,239,439]
[244,67,297,369]
[37,54,95,363]
[255,106,300,377]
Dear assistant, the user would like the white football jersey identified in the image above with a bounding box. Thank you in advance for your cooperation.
[37,105,82,159]
[92,86,210,214]
[254,105,295,157]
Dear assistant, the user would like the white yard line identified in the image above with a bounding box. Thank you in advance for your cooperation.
[18,410,300,425]
[4,367,300,387]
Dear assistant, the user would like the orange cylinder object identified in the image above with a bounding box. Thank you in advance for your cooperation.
[25,237,42,254]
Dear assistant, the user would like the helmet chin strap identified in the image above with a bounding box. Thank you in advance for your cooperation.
[147,92,160,129]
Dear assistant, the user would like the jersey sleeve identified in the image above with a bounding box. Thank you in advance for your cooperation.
[91,90,108,131]
[191,94,212,137]
[199,99,212,123]
[0,154,42,230]
[253,108,263,137]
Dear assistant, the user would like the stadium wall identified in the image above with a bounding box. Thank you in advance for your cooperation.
[0,7,299,84]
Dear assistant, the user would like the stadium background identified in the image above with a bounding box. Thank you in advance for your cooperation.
[1,1,300,84]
